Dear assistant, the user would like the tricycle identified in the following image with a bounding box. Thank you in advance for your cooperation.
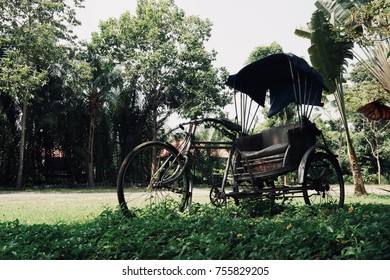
[116,53,345,217]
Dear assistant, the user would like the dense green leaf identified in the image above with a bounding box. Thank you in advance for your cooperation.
[0,200,389,259]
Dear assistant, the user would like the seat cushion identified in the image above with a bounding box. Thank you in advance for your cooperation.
[241,143,289,159]
[261,124,295,147]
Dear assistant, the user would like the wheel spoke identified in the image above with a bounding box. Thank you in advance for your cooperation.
[117,142,191,217]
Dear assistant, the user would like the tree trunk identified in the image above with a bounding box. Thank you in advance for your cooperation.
[363,121,382,185]
[371,123,382,185]
[151,108,158,175]
[376,154,381,185]
[152,107,158,142]
[87,95,98,187]
[87,116,96,187]
[16,101,28,189]
[346,136,367,195]
[335,80,368,196]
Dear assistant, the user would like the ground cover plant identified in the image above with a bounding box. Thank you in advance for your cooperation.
[0,194,389,260]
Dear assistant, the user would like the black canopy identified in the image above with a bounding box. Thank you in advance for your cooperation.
[226,53,328,117]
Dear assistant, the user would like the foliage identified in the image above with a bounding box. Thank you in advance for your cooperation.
[0,200,389,260]
[0,0,84,101]
[296,10,353,94]
[314,0,390,94]
[246,42,283,65]
[67,44,122,186]
[310,61,390,184]
[301,0,389,189]
[189,125,230,185]
[333,0,389,47]
[92,0,230,131]
[0,0,84,188]
[0,0,230,187]
[344,63,390,184]
[0,0,387,188]
[0,51,48,102]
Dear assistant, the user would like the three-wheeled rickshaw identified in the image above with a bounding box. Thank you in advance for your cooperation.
[116,53,345,217]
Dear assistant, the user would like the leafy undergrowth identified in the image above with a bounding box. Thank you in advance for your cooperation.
[1,198,389,260]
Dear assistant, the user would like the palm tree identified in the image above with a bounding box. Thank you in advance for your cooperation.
[69,47,122,187]
[295,9,368,195]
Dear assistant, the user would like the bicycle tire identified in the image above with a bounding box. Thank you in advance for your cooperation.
[302,152,345,207]
[117,141,192,217]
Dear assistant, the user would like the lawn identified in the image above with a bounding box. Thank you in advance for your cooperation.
[0,185,389,260]
[0,185,388,224]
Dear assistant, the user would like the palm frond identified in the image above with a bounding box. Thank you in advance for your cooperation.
[355,41,390,94]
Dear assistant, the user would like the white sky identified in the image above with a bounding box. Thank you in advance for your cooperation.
[74,0,317,73]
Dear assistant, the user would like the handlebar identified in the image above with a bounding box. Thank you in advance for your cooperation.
[179,118,242,134]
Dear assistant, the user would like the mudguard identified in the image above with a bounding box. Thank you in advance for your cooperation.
[297,144,337,184]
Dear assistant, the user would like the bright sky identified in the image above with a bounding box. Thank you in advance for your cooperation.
[75,0,317,73]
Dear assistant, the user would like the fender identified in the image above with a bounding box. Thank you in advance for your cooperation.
[297,144,337,184]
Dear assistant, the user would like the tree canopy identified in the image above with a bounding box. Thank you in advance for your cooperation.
[0,0,230,187]
[0,0,84,188]
[0,0,388,188]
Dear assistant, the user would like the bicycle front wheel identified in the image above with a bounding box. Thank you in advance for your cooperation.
[302,152,344,207]
[117,141,192,217]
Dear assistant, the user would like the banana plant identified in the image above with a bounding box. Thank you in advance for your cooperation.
[295,9,367,195]
[315,0,390,94]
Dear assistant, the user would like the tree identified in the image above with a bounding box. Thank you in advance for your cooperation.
[0,52,47,188]
[357,118,389,184]
[92,0,230,144]
[0,0,84,188]
[295,9,368,195]
[246,41,284,64]
[0,82,19,185]
[342,0,390,46]
[67,46,121,187]
[346,62,390,184]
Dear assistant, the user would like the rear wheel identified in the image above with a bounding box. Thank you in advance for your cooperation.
[117,141,192,217]
[302,152,344,207]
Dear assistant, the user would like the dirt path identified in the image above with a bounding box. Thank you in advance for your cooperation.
[345,185,390,195]
[1,184,389,198]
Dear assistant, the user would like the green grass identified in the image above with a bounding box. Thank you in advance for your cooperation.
[0,191,118,224]
[0,185,388,224]
[0,186,389,260]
